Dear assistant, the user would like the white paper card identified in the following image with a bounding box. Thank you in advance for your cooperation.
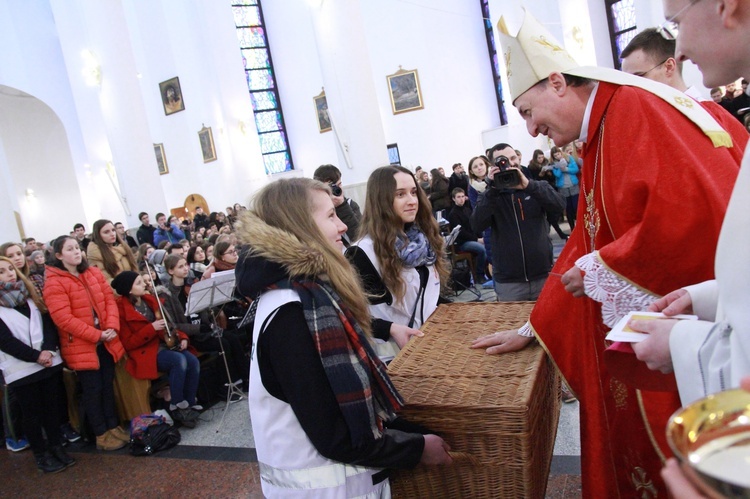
[605,311,698,343]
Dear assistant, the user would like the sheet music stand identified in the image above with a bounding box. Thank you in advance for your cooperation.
[186,274,245,433]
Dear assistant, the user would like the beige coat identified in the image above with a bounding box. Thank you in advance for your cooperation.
[86,242,136,282]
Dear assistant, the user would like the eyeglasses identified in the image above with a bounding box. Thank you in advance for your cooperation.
[223,249,238,256]
[657,0,701,40]
[633,58,669,78]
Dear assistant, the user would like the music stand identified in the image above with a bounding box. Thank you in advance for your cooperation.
[186,273,245,433]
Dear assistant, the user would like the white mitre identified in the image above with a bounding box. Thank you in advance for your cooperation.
[496,7,732,147]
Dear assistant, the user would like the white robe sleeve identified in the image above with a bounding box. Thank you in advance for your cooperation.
[683,280,719,322]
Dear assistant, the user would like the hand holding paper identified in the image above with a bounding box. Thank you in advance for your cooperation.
[605,311,697,343]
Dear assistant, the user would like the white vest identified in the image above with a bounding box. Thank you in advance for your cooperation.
[249,288,390,499]
[0,300,62,384]
[354,237,441,362]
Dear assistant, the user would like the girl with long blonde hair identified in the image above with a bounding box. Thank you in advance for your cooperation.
[346,166,449,359]
[235,177,451,498]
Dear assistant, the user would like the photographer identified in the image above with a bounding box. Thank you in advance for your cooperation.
[313,164,362,245]
[153,212,186,247]
[471,143,564,301]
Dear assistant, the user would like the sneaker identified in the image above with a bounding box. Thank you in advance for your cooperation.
[60,423,81,443]
[6,437,30,452]
[35,452,66,474]
[190,404,204,412]
[561,385,577,404]
[50,445,76,468]
[481,279,495,289]
[172,408,200,429]
[96,432,126,451]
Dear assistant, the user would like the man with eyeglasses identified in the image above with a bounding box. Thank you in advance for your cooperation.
[624,1,750,494]
[472,6,747,497]
[621,27,704,99]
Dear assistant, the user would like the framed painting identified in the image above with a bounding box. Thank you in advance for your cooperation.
[313,88,332,133]
[386,67,424,114]
[154,143,169,175]
[198,125,217,163]
[159,76,185,115]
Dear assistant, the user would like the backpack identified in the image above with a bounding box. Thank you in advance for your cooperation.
[130,414,181,456]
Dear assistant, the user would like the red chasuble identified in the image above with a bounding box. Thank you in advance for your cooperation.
[529,82,746,498]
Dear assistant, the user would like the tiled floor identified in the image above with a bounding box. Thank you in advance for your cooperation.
[2,227,582,498]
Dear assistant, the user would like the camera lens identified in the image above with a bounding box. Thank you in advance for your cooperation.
[494,155,509,169]
[330,183,343,197]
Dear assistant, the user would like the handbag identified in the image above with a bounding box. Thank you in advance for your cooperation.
[130,414,181,456]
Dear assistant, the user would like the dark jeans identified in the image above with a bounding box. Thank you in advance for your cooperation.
[457,241,488,281]
[156,349,200,406]
[565,193,579,230]
[192,330,248,385]
[13,372,64,455]
[76,344,118,436]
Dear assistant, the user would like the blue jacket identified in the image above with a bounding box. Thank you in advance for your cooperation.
[153,223,185,246]
[552,157,579,189]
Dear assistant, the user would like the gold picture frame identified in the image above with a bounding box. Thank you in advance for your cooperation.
[313,88,332,133]
[154,143,169,175]
[386,67,424,115]
[159,77,185,115]
[198,125,217,163]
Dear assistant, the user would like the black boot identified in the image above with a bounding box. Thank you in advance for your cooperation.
[50,445,76,468]
[35,452,66,474]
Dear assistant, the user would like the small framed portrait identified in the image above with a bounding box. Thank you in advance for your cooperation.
[386,67,424,115]
[154,143,169,175]
[313,88,332,133]
[198,125,217,163]
[159,77,185,115]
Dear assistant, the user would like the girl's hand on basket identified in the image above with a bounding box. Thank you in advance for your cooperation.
[390,323,424,348]
[471,330,532,355]
[420,434,453,465]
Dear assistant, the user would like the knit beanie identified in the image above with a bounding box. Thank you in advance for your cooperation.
[111,271,139,297]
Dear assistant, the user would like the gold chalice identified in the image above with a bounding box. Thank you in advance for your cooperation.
[667,388,750,498]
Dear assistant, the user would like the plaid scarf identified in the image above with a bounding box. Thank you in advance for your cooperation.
[0,281,29,309]
[251,277,404,447]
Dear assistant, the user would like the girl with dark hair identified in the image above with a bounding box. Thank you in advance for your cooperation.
[200,240,238,280]
[87,219,138,282]
[346,166,449,361]
[428,168,450,215]
[186,245,207,280]
[43,236,128,451]
[235,177,452,497]
[0,256,74,473]
[112,271,201,427]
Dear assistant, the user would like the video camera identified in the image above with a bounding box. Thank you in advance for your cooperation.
[492,155,522,189]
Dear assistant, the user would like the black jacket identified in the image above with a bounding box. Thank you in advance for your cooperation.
[446,204,478,246]
[471,169,564,283]
[136,224,156,246]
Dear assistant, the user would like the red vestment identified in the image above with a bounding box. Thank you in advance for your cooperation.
[529,82,747,498]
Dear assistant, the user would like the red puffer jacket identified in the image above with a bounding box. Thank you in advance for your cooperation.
[116,294,192,380]
[44,265,125,370]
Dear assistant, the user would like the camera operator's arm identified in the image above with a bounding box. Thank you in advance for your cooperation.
[470,180,501,234]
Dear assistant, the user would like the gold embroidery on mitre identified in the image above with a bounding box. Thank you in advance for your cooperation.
[505,48,512,78]
[583,189,600,244]
[674,95,694,108]
[610,377,628,410]
[532,35,565,53]
[631,467,658,499]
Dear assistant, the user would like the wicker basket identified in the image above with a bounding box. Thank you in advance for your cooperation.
[388,302,560,498]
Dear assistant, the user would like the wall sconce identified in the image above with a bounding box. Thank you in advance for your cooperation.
[81,50,102,86]
[572,26,585,50]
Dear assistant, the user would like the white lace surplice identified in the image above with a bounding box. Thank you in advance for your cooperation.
[576,251,657,327]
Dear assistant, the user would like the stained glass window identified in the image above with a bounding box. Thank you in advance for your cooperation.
[232,0,293,173]
[605,0,637,69]
[479,0,507,126]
